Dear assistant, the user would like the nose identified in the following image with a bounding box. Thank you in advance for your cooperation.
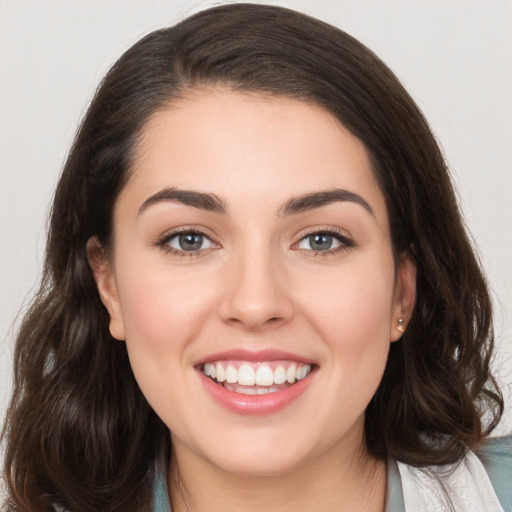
[218,246,294,331]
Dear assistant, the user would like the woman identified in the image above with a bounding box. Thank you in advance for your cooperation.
[2,4,510,511]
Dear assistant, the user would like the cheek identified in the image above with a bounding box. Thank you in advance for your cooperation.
[113,260,217,421]
[303,261,395,342]
[112,256,219,409]
[299,256,395,390]
[117,262,210,347]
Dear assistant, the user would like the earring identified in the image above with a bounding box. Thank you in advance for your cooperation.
[396,317,404,333]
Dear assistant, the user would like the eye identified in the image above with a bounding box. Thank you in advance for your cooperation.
[295,230,353,253]
[158,230,216,255]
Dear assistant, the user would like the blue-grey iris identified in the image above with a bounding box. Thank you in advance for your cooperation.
[179,233,204,251]
[309,234,333,251]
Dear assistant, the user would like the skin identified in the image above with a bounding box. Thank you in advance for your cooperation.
[91,89,416,511]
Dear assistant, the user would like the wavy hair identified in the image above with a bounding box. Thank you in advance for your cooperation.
[2,3,503,511]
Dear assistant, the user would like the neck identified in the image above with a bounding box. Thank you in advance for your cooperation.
[168,435,387,512]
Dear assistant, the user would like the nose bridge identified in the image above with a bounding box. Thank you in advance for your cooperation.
[219,236,293,330]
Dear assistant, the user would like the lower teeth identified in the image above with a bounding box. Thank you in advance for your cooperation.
[222,382,286,395]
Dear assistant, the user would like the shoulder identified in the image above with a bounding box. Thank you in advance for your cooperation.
[475,436,512,511]
[394,437,512,511]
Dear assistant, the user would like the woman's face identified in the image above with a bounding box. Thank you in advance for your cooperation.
[94,89,415,476]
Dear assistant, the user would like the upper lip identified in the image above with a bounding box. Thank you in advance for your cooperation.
[194,348,316,366]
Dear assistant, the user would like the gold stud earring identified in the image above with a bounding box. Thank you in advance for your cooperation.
[397,317,404,333]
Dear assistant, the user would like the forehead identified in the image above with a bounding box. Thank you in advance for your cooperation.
[120,88,388,222]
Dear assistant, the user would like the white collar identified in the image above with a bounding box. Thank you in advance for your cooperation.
[397,449,505,512]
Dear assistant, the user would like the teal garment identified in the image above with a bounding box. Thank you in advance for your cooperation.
[385,458,406,511]
[152,437,512,512]
[474,436,512,511]
[153,471,171,512]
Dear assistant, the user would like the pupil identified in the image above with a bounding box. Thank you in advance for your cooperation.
[179,233,202,251]
[310,234,332,251]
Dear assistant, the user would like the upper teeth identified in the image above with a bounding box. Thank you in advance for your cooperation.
[203,362,311,386]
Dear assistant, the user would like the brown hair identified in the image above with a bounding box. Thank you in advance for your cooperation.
[2,4,503,511]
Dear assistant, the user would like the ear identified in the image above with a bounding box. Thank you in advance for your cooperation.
[87,237,126,340]
[390,252,416,342]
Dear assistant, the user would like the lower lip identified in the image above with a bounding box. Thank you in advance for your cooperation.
[198,369,316,415]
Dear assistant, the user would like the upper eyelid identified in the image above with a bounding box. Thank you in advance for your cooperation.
[155,225,353,247]
[292,226,355,250]
[295,226,352,240]
[158,226,220,244]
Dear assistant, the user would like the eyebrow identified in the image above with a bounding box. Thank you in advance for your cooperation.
[138,187,374,218]
[279,189,374,217]
[138,188,227,215]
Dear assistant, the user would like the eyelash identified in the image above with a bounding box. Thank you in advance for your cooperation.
[155,227,217,258]
[293,227,354,257]
[154,227,354,258]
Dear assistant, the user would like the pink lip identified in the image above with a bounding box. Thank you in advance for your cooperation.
[197,369,317,417]
[199,372,315,415]
[195,348,316,366]
[195,348,317,415]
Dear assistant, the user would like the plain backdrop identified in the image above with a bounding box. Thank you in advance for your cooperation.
[1,0,511,437]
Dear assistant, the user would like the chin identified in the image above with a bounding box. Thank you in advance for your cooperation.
[184,425,320,478]
[209,449,308,478]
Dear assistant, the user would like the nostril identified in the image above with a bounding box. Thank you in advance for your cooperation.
[227,316,280,324]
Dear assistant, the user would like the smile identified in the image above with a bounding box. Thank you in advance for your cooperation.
[197,351,317,415]
[203,361,312,395]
